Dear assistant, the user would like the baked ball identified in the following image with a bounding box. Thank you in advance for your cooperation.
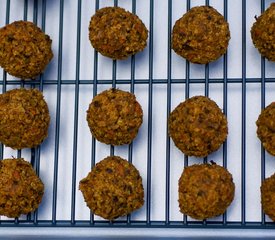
[168,96,228,157]
[256,102,275,156]
[87,88,143,145]
[0,21,53,79]
[0,88,50,149]
[261,173,275,221]
[178,163,235,220]
[251,3,275,61]
[0,158,44,218]
[89,7,148,60]
[172,6,230,64]
[79,156,144,220]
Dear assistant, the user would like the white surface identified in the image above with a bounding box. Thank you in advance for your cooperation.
[0,0,275,237]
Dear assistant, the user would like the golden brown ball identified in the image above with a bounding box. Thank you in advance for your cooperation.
[89,7,148,60]
[0,21,53,79]
[0,88,50,149]
[251,3,275,61]
[79,156,144,220]
[256,102,275,156]
[168,96,228,157]
[261,173,275,221]
[178,163,235,220]
[87,88,143,145]
[172,6,230,64]
[0,158,44,218]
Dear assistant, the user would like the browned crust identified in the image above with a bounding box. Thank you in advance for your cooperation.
[0,158,44,218]
[79,156,144,220]
[168,96,228,157]
[172,6,230,64]
[251,3,275,61]
[89,7,148,60]
[256,102,275,156]
[87,88,143,145]
[178,163,235,220]
[0,88,50,149]
[261,173,275,221]
[0,21,53,79]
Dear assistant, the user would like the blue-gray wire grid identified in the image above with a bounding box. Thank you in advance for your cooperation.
[0,0,274,229]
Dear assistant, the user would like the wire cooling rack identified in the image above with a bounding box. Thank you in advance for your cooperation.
[1,0,275,230]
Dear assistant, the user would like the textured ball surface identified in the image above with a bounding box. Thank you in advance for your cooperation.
[87,88,143,145]
[261,173,275,221]
[0,88,50,149]
[89,7,148,59]
[172,6,230,64]
[169,96,228,157]
[178,163,235,220]
[256,102,275,156]
[0,21,53,79]
[79,156,144,220]
[251,3,275,61]
[0,158,44,218]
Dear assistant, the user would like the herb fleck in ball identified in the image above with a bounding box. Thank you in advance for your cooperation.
[251,3,275,61]
[79,156,144,220]
[89,7,148,60]
[256,102,275,156]
[87,88,143,145]
[0,158,44,218]
[0,21,53,79]
[261,173,275,221]
[0,88,50,149]
[172,6,230,64]
[169,96,228,157]
[178,163,235,220]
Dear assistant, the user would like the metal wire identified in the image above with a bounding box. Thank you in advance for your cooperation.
[260,0,266,226]
[222,0,228,226]
[0,0,275,229]
[146,0,154,225]
[52,0,64,224]
[241,0,247,225]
